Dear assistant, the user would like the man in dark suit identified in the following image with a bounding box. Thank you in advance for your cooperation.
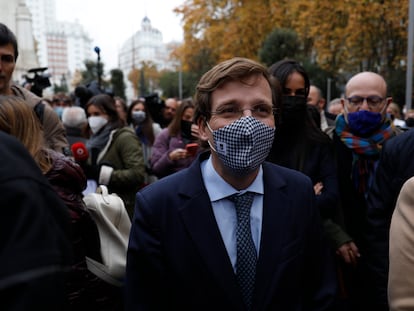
[126,57,337,310]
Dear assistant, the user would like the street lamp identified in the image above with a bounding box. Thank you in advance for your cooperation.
[94,46,102,89]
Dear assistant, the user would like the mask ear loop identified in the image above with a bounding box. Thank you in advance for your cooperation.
[205,120,217,152]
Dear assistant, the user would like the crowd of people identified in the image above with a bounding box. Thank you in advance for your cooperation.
[1,20,414,311]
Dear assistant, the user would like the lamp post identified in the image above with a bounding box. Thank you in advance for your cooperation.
[94,46,102,89]
[178,60,183,100]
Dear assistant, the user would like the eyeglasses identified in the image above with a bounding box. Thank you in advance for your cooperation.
[346,96,385,109]
[211,104,277,121]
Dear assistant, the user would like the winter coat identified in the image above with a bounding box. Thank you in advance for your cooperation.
[150,128,195,178]
[97,127,145,218]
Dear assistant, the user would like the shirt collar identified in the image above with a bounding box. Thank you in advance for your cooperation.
[201,155,264,203]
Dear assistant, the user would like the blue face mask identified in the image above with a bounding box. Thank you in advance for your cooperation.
[54,107,64,119]
[347,110,382,136]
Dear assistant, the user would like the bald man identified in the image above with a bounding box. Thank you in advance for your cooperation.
[333,72,399,311]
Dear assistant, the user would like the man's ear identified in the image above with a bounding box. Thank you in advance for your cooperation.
[386,97,393,106]
[340,98,345,108]
[197,117,209,141]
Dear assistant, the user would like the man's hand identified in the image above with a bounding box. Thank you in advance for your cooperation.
[336,241,360,265]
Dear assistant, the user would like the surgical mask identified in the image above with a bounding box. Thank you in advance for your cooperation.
[346,104,386,136]
[281,96,307,127]
[54,107,64,119]
[88,116,108,134]
[207,116,275,176]
[132,111,146,124]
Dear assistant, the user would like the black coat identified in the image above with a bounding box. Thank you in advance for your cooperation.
[365,128,414,310]
[0,132,71,310]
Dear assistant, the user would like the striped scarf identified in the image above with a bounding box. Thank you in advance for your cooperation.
[335,114,395,195]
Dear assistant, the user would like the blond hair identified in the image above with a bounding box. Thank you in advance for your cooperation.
[0,95,52,173]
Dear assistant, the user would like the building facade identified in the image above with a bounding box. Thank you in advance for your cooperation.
[1,0,93,90]
[119,16,176,99]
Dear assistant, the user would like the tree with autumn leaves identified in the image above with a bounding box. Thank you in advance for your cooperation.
[172,0,409,102]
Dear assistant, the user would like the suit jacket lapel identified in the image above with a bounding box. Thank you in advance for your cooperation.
[178,154,245,309]
[253,162,290,310]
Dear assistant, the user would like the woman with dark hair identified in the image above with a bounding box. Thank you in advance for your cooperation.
[150,98,199,178]
[126,97,162,186]
[114,96,128,125]
[267,59,359,268]
[83,94,145,218]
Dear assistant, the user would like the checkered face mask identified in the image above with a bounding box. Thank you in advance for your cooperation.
[207,116,275,176]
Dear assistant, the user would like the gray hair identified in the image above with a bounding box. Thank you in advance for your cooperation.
[62,106,86,128]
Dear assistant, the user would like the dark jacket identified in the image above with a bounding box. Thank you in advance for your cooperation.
[365,128,414,310]
[333,126,399,310]
[126,152,337,310]
[0,132,71,310]
[268,133,348,248]
[332,132,371,245]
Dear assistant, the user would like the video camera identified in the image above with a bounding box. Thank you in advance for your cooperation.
[23,67,51,97]
[143,93,165,125]
[74,80,114,108]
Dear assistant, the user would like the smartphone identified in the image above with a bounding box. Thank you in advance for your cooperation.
[185,143,199,157]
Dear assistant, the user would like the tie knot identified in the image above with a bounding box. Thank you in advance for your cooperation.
[228,192,255,215]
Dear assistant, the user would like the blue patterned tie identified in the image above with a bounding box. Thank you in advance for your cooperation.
[229,192,256,310]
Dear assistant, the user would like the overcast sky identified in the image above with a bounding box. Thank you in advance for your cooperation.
[55,0,184,70]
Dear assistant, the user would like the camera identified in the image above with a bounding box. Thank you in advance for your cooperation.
[74,80,114,108]
[23,67,51,97]
[144,93,165,125]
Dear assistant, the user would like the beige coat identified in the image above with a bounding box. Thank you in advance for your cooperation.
[389,176,414,310]
[11,84,68,153]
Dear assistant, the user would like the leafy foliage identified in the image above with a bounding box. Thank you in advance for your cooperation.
[171,0,408,103]
[109,69,126,99]
[259,28,302,67]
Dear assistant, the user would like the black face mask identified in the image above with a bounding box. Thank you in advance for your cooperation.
[406,117,414,127]
[281,95,308,127]
[181,120,193,140]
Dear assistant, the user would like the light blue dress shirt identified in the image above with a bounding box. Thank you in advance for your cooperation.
[200,156,264,272]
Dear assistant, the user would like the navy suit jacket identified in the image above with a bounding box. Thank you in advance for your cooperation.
[126,152,337,310]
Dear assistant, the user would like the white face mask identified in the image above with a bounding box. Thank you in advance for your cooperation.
[88,116,108,134]
[132,110,146,124]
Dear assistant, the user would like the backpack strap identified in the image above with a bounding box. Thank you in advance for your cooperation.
[33,101,45,123]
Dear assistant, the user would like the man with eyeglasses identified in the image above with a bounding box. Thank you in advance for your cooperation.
[126,57,337,310]
[0,23,68,153]
[333,71,399,310]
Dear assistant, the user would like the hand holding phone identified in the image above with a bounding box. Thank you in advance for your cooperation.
[185,143,198,157]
